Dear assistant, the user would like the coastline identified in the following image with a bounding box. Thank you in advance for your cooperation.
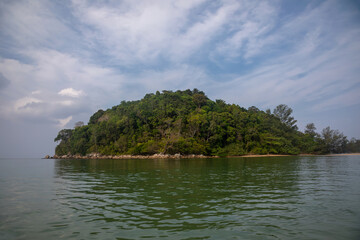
[44,153,360,160]
[45,153,217,159]
[227,154,291,158]
[231,153,360,158]
[326,153,360,156]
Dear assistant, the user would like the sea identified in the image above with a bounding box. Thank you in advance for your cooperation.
[1,155,360,239]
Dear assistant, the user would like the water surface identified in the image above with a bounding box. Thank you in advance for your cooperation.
[1,156,360,239]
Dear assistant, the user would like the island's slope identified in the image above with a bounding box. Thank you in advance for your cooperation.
[54,89,326,156]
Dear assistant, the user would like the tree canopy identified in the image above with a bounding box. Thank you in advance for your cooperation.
[54,89,356,156]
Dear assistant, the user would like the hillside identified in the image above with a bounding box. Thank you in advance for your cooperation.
[54,89,354,157]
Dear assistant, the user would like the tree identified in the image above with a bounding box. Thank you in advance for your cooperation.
[54,129,73,156]
[248,106,260,113]
[273,104,298,130]
[304,123,317,137]
[54,129,73,142]
[320,126,347,153]
[74,121,84,128]
[54,89,351,156]
[193,93,208,108]
[89,109,105,124]
[345,138,360,153]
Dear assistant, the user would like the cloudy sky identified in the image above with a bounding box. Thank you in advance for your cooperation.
[0,0,359,157]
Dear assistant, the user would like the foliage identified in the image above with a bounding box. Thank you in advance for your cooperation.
[304,123,317,136]
[54,89,357,156]
[345,138,360,153]
[74,121,84,128]
[273,104,298,130]
[318,126,348,154]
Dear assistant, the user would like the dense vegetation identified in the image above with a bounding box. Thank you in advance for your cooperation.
[55,89,359,156]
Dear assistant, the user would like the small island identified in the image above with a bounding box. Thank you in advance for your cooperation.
[53,89,359,159]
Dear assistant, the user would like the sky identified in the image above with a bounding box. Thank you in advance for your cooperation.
[0,0,359,158]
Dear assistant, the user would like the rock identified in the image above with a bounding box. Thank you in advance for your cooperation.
[44,155,50,159]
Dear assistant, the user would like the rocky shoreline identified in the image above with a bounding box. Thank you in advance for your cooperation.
[44,153,216,159]
[43,153,360,160]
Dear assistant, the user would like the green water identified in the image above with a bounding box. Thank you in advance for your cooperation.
[1,156,360,239]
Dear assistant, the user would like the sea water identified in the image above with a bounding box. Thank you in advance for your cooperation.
[1,156,360,239]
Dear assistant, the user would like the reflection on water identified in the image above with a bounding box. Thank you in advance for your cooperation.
[1,156,360,239]
[51,156,360,239]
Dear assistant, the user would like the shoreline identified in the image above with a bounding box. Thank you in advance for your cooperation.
[44,153,360,159]
[45,153,217,159]
[227,154,291,158]
[325,153,360,156]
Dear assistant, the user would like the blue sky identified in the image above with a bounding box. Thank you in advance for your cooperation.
[0,0,359,157]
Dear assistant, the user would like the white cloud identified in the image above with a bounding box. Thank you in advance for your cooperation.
[58,100,74,106]
[58,88,84,98]
[56,116,72,128]
[0,49,123,125]
[205,0,360,112]
[0,0,79,51]
[168,1,240,61]
[214,40,360,111]
[214,1,279,60]
[312,88,360,111]
[31,90,41,95]
[14,97,42,112]
[1,0,358,123]
[71,0,245,64]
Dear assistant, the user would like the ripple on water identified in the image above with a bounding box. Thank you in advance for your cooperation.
[1,157,360,239]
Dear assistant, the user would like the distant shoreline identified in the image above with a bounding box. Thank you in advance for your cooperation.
[325,153,360,156]
[44,153,360,159]
[228,153,360,158]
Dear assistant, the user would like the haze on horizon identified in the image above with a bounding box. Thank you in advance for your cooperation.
[0,0,359,158]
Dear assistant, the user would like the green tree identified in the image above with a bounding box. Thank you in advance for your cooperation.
[89,109,105,124]
[193,93,208,109]
[74,121,84,128]
[54,129,73,156]
[345,138,360,153]
[305,123,316,135]
[54,129,73,142]
[320,126,347,153]
[273,104,298,130]
[54,89,350,156]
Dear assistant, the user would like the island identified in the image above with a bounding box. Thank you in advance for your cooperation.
[53,89,359,159]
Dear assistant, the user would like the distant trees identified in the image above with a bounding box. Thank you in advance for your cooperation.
[319,126,347,153]
[345,138,360,153]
